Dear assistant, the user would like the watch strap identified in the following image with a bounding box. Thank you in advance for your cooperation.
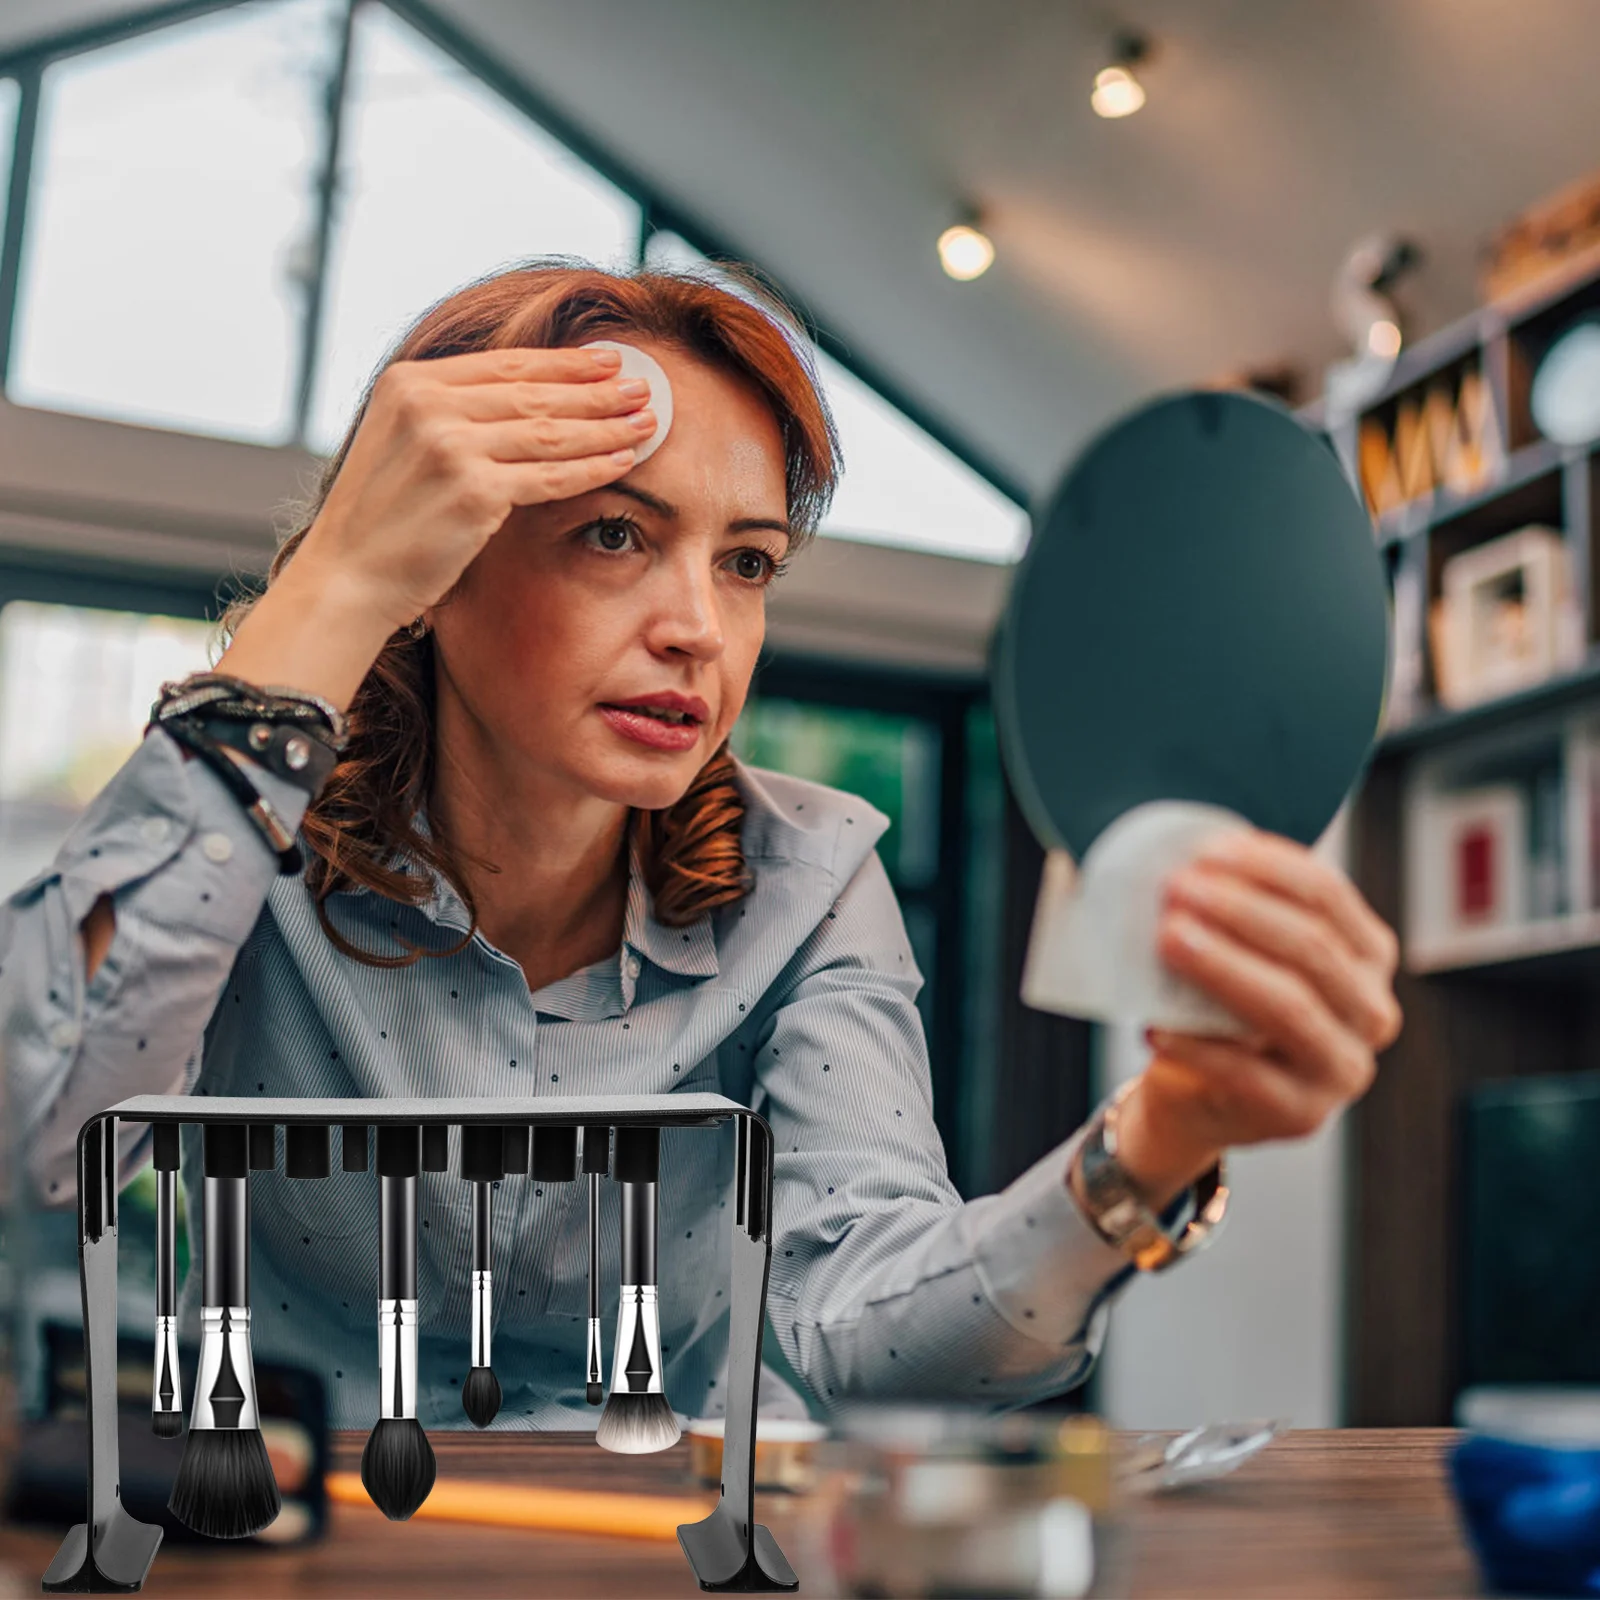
[1073,1082,1229,1272]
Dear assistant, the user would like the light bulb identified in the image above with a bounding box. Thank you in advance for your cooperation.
[938,223,995,282]
[1367,319,1402,358]
[1091,64,1146,118]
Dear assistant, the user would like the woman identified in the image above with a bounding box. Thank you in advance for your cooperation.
[1,261,1401,1429]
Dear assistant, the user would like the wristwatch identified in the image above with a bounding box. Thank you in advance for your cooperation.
[1069,1080,1229,1272]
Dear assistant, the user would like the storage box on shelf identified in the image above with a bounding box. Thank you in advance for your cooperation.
[1399,707,1600,973]
[1330,249,1600,1433]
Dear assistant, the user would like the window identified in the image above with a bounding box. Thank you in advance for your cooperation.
[644,229,1028,562]
[8,0,342,443]
[735,661,1000,1196]
[306,2,642,454]
[0,600,215,897]
[0,76,19,245]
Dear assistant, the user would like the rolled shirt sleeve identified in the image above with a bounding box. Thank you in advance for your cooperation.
[0,727,310,1202]
[751,847,1146,1413]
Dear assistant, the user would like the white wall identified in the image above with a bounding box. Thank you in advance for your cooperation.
[0,398,1005,676]
[1092,804,1352,1430]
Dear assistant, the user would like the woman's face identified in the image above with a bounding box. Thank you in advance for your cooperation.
[430,341,791,813]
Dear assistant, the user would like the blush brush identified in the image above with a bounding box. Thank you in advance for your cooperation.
[459,1123,503,1428]
[168,1121,281,1538]
[596,1124,680,1455]
[361,1124,437,1520]
[150,1120,183,1439]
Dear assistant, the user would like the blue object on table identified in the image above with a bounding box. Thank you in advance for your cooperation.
[1451,1433,1600,1595]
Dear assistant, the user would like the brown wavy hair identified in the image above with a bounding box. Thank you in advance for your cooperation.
[221,258,840,967]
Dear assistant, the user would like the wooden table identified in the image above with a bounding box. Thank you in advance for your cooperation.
[0,1428,1485,1597]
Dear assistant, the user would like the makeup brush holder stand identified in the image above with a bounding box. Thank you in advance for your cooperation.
[43,1092,794,1594]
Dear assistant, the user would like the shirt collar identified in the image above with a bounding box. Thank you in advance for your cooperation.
[399,804,719,1000]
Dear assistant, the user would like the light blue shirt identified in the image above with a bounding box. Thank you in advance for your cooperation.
[2,726,1145,1430]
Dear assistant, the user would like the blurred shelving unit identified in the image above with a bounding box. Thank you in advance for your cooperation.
[1326,244,1600,1424]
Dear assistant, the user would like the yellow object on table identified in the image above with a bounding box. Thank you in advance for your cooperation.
[326,1471,715,1542]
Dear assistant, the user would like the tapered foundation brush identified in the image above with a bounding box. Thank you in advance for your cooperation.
[361,1124,436,1520]
[596,1124,680,1455]
[150,1120,184,1439]
[168,1121,281,1538]
[459,1123,503,1428]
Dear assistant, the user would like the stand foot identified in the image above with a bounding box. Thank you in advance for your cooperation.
[42,1512,163,1593]
[679,1503,797,1592]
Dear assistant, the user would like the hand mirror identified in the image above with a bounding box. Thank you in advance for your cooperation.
[993,389,1390,1032]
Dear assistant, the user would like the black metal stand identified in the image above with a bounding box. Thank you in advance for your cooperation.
[42,1093,795,1594]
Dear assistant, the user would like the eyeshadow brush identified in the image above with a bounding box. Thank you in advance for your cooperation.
[150,1120,184,1439]
[582,1125,609,1406]
[459,1123,503,1428]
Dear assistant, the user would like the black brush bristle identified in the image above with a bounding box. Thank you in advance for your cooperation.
[360,1417,437,1520]
[168,1427,281,1539]
[585,1381,604,1407]
[151,1410,185,1439]
[595,1391,681,1455]
[461,1366,502,1428]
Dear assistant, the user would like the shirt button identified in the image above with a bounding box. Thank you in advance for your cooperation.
[201,832,234,864]
[625,954,641,980]
[139,816,169,847]
[49,1020,81,1049]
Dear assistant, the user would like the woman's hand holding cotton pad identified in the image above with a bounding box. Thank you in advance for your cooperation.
[581,340,674,462]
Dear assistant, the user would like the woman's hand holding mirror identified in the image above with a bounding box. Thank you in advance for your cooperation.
[1112,827,1403,1207]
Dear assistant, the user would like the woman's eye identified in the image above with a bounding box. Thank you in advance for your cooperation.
[582,516,640,554]
[727,548,787,584]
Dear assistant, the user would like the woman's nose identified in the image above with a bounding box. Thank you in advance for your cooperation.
[646,560,725,661]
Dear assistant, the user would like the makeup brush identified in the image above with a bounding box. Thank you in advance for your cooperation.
[360,1124,436,1520]
[533,1124,593,1404]
[150,1120,184,1438]
[581,1126,609,1406]
[459,1123,503,1429]
[596,1124,680,1455]
[168,1121,281,1538]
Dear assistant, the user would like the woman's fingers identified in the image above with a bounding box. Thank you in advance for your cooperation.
[451,376,652,424]
[1166,864,1402,1052]
[477,410,656,464]
[1143,1031,1337,1143]
[492,448,637,507]
[1191,829,1399,976]
[423,345,627,387]
[1157,908,1376,1102]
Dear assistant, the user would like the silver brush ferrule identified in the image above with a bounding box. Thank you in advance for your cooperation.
[378,1297,419,1420]
[191,1305,259,1430]
[151,1314,182,1416]
[611,1283,665,1395]
[586,1316,604,1388]
[470,1270,492,1368]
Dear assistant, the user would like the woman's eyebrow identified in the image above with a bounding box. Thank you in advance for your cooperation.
[610,482,791,539]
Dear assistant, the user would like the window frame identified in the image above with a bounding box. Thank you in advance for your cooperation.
[0,0,1029,509]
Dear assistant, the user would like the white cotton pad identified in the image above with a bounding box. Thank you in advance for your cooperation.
[1021,799,1256,1035]
[581,339,673,463]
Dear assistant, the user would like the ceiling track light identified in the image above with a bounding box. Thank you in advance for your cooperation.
[1092,29,1151,119]
[938,204,995,282]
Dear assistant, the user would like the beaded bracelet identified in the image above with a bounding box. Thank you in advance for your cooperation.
[147,673,349,875]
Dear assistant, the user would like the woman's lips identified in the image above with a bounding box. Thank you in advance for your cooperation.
[597,705,703,752]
